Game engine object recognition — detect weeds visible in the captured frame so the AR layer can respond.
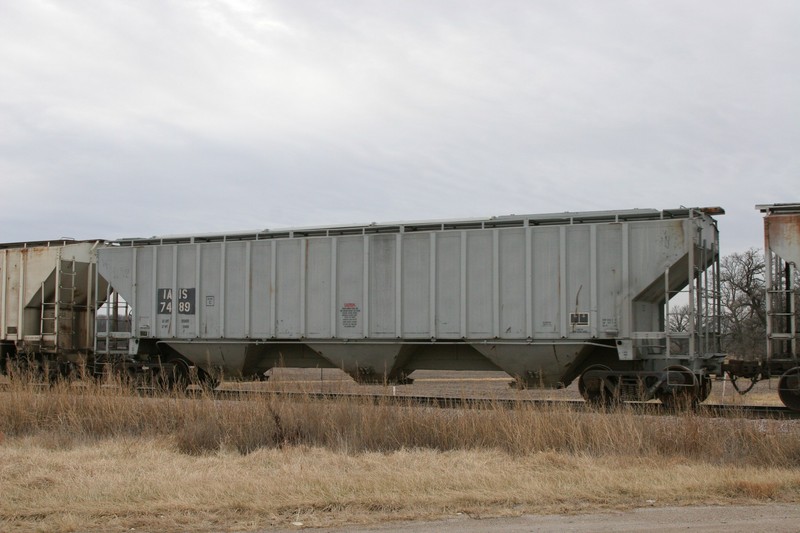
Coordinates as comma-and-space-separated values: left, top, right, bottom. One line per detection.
1, 377, 799, 467
2, 377, 800, 532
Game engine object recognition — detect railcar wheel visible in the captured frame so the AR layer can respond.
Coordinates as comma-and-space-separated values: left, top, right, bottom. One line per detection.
778, 367, 800, 411
658, 365, 699, 410
198, 368, 220, 391
9, 355, 44, 384
698, 375, 712, 402
578, 365, 616, 406
166, 359, 191, 393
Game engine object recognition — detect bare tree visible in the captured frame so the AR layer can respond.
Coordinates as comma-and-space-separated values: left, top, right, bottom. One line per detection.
667, 303, 691, 355
668, 304, 691, 332
718, 248, 766, 358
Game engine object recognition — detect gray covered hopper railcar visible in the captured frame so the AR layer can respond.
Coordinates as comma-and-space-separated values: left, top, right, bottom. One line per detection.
98, 207, 725, 404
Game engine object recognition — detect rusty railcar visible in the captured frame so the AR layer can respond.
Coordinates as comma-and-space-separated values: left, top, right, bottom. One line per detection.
724, 203, 800, 409
0, 240, 111, 377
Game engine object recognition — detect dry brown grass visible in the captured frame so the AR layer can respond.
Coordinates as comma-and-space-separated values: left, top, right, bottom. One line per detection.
3, 439, 800, 532
1, 377, 799, 532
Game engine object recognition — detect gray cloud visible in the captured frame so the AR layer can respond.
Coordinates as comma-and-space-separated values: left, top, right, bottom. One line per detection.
1, 1, 798, 253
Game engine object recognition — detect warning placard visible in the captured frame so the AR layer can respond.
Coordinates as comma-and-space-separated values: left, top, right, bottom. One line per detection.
340, 303, 360, 328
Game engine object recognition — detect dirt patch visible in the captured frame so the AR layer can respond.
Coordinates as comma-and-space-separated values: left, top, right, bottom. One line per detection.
297, 504, 800, 533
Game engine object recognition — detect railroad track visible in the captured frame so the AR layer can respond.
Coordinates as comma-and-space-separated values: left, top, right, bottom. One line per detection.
209, 388, 800, 420
3, 380, 797, 419
703, 403, 800, 419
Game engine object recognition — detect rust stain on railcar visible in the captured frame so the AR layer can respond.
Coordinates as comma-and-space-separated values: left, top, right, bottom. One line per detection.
766, 214, 800, 265
20, 245, 54, 261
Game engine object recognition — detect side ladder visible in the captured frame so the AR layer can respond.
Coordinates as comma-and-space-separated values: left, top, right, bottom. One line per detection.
93, 281, 131, 380
39, 256, 78, 354
765, 250, 798, 362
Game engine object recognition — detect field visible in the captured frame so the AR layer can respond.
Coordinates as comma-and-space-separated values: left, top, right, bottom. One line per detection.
1, 371, 799, 532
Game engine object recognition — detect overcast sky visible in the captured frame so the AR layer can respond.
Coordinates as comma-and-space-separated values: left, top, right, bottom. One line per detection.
1, 1, 797, 254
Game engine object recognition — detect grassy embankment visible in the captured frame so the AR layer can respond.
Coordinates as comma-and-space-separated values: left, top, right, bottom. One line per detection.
1, 375, 799, 532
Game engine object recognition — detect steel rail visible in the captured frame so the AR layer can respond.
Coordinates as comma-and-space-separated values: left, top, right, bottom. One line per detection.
2, 381, 797, 419
204, 388, 800, 420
